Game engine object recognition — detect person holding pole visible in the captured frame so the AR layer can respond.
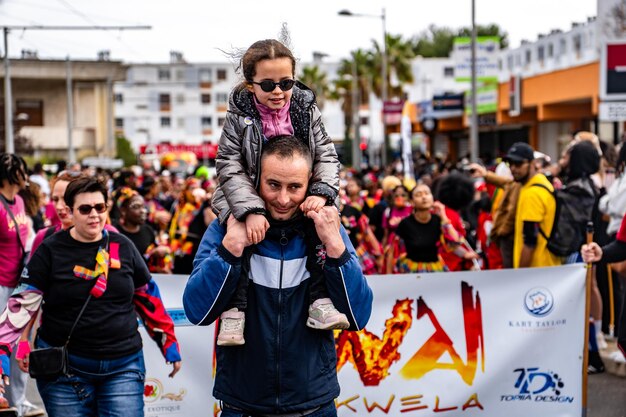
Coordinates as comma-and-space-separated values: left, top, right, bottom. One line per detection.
582, 213, 626, 362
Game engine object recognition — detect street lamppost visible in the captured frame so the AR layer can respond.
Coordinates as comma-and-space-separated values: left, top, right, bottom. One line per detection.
338, 8, 388, 167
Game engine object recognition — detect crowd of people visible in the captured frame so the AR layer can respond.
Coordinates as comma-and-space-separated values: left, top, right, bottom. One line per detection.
0, 36, 624, 417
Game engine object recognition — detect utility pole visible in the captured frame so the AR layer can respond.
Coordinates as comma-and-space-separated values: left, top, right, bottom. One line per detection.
3, 28, 13, 153
470, 0, 479, 162
106, 75, 113, 157
351, 58, 361, 171
1, 24, 150, 155
66, 57, 75, 163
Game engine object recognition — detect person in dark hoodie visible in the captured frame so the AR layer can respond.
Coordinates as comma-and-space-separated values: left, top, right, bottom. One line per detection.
561, 140, 606, 373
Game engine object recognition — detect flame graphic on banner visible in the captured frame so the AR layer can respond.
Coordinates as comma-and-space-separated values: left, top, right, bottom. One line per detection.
336, 282, 484, 386
400, 282, 484, 384
336, 299, 413, 386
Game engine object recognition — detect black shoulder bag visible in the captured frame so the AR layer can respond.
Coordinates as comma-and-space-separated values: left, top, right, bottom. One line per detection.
28, 293, 92, 379
0, 194, 26, 278
29, 232, 109, 379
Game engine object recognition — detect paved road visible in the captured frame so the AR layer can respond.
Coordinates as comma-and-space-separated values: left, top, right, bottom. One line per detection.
587, 371, 626, 417
26, 371, 625, 417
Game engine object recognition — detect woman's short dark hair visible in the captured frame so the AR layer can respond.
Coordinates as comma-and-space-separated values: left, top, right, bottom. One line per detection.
64, 177, 108, 209
434, 172, 475, 211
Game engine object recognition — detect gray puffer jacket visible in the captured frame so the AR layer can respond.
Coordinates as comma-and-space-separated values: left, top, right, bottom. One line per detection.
212, 81, 339, 223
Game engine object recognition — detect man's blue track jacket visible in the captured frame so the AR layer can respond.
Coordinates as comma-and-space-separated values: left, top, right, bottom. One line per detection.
183, 218, 373, 414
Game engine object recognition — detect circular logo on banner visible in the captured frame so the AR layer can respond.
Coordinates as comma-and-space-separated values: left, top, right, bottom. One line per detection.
524, 287, 554, 317
144, 378, 164, 403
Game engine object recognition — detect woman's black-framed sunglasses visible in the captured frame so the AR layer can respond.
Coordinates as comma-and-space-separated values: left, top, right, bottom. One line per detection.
75, 203, 108, 215
251, 79, 296, 93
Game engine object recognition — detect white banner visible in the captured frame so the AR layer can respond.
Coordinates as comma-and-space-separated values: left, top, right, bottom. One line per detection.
141, 264, 587, 417
139, 276, 216, 417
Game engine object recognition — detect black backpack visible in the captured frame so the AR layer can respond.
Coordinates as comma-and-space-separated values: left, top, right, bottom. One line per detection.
532, 178, 597, 257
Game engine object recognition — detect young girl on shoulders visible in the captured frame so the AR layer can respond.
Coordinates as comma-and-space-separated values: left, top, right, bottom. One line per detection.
212, 38, 347, 346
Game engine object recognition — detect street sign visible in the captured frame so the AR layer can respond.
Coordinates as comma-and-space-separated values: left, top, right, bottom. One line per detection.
432, 94, 464, 111
599, 101, 626, 122
452, 36, 500, 83
600, 42, 626, 101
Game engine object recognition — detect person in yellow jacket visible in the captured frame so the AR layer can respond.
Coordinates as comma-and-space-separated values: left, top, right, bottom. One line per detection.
504, 143, 562, 268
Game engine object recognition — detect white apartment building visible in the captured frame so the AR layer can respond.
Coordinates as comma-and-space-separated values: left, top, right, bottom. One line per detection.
113, 52, 236, 151
114, 52, 347, 152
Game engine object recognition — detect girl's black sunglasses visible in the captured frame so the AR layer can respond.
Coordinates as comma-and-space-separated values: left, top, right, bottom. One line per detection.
251, 79, 296, 93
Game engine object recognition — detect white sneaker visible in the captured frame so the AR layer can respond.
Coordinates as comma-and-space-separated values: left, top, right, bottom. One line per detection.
18, 400, 44, 417
608, 350, 626, 363
307, 298, 350, 330
217, 308, 245, 346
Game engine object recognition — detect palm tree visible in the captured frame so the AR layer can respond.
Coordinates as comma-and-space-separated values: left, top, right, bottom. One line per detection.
332, 49, 372, 142
299, 65, 331, 110
369, 33, 416, 100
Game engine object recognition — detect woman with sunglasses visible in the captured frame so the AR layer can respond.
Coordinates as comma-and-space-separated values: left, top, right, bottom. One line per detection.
0, 177, 182, 417
210, 39, 344, 345
30, 172, 119, 257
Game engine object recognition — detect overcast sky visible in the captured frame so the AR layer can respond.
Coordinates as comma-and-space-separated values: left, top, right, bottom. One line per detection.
0, 0, 598, 64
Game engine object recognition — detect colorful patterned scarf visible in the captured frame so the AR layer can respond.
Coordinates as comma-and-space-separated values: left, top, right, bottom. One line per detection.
72, 231, 111, 298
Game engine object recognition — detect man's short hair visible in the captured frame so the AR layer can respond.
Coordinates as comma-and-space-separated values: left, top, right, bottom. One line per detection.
261, 135, 312, 171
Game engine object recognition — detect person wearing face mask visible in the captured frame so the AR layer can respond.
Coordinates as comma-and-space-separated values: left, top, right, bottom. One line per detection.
381, 185, 412, 248
380, 185, 413, 274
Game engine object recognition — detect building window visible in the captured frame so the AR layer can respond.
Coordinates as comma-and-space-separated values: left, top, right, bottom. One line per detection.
573, 35, 582, 54
560, 38, 567, 55
160, 117, 171, 127
176, 93, 185, 104
538, 45, 545, 61
159, 93, 171, 111
16, 100, 43, 126
114, 93, 123, 104
548, 43, 554, 58
515, 54, 521, 67
507, 55, 513, 70
218, 117, 226, 127
177, 117, 185, 128
201, 116, 212, 127
443, 67, 454, 77
201, 93, 211, 104
115, 118, 124, 128
216, 93, 228, 104
217, 69, 227, 81
176, 69, 186, 81
359, 116, 368, 125
158, 68, 171, 81
525, 49, 531, 65
159, 93, 171, 104
136, 104, 148, 110
199, 69, 212, 82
